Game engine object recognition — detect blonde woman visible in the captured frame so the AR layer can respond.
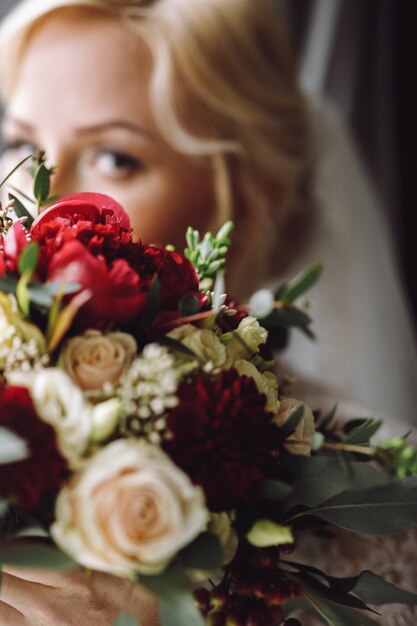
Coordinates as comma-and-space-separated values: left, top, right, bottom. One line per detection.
0, 1, 416, 624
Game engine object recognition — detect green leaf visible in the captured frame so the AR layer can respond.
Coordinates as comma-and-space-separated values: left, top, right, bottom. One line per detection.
0, 544, 77, 570
258, 479, 293, 502
0, 274, 18, 294
179, 532, 223, 571
18, 242, 39, 275
112, 613, 140, 626
140, 563, 205, 626
246, 519, 294, 547
8, 193, 34, 227
283, 456, 388, 511
142, 277, 160, 326
329, 570, 417, 606
281, 262, 323, 303
343, 419, 382, 445
179, 294, 201, 318
290, 475, 417, 535
33, 164, 51, 204
263, 307, 315, 339
154, 335, 196, 360
27, 280, 81, 308
16, 272, 32, 317
319, 403, 338, 430
276, 404, 304, 442
294, 571, 377, 613
300, 576, 379, 626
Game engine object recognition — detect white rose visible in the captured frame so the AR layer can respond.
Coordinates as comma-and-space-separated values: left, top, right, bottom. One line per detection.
222, 316, 268, 362
58, 330, 137, 392
275, 398, 315, 455
168, 324, 232, 371
51, 440, 209, 578
234, 360, 280, 414
31, 368, 92, 466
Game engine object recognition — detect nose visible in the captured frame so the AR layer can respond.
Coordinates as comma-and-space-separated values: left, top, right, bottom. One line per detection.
47, 152, 79, 199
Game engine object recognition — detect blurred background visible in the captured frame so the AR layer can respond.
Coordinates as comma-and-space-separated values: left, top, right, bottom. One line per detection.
0, 0, 415, 326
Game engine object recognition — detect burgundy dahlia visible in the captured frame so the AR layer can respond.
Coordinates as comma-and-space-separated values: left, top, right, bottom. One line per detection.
0, 386, 68, 512
163, 369, 279, 511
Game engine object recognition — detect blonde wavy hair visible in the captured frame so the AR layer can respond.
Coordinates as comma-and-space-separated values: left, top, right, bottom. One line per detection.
0, 0, 313, 297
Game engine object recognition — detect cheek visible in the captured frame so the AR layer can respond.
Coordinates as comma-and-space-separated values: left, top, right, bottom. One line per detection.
124, 166, 217, 248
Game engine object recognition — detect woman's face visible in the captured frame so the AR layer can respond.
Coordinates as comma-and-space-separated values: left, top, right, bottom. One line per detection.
1, 12, 216, 249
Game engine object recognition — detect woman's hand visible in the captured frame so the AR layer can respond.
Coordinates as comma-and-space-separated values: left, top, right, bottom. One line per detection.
0, 566, 160, 626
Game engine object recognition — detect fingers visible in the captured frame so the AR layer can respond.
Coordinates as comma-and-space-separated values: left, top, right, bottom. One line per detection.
0, 601, 25, 626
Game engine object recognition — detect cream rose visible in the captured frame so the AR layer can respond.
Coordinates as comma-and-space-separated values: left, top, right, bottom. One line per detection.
51, 440, 209, 578
168, 324, 232, 371
221, 316, 268, 361
58, 330, 137, 392
234, 359, 280, 414
275, 398, 315, 455
31, 368, 92, 466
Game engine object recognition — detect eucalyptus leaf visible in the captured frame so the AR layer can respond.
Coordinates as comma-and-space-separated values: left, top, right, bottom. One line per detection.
258, 479, 293, 502
18, 242, 39, 276
34, 164, 51, 204
27, 281, 74, 307
329, 570, 417, 606
140, 564, 205, 626
283, 456, 388, 511
295, 571, 376, 613
179, 532, 223, 571
112, 612, 140, 626
281, 262, 323, 303
343, 420, 382, 445
291, 475, 417, 535
0, 544, 77, 570
0, 274, 18, 294
8, 193, 34, 227
276, 404, 304, 442
154, 335, 196, 359
262, 307, 315, 339
0, 427, 29, 464
0, 499, 9, 517
142, 277, 160, 326
301, 576, 379, 626
179, 294, 201, 317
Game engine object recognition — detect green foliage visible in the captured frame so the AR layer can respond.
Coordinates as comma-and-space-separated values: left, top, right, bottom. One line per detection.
18, 242, 39, 276
8, 193, 34, 228
179, 532, 223, 570
376, 434, 417, 478
342, 419, 382, 445
283, 456, 388, 512
0, 543, 77, 570
184, 221, 233, 287
140, 564, 206, 626
289, 475, 417, 535
278, 262, 323, 303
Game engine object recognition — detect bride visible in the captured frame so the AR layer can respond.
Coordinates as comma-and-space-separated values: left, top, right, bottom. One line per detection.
0, 0, 416, 624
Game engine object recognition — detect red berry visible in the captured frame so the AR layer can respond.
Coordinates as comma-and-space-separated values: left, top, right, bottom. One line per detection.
211, 587, 229, 609
283, 618, 302, 626
207, 609, 227, 626
280, 543, 296, 555
194, 587, 210, 610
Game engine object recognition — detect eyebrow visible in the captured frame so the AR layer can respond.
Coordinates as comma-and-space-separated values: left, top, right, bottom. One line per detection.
2, 116, 155, 141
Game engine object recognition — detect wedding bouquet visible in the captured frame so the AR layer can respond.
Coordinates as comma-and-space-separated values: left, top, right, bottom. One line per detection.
1, 155, 417, 626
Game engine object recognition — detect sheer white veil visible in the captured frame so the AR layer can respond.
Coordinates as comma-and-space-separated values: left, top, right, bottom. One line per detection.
280, 97, 417, 425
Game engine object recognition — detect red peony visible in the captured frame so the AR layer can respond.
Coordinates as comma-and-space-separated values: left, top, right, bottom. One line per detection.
162, 369, 279, 511
0, 222, 29, 275
47, 239, 152, 328
28, 193, 200, 329
0, 386, 68, 512
31, 192, 132, 275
